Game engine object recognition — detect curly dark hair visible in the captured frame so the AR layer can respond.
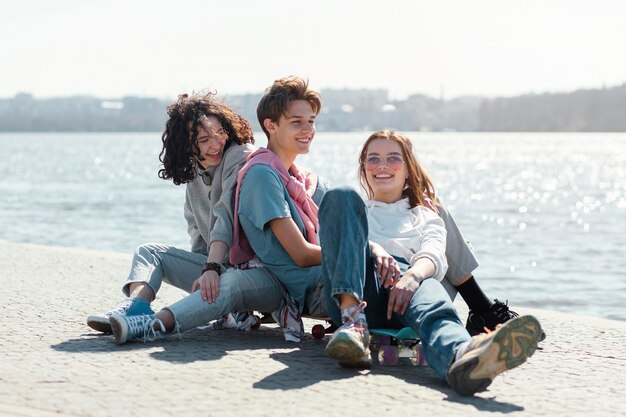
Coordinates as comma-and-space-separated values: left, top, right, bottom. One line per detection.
158, 92, 254, 185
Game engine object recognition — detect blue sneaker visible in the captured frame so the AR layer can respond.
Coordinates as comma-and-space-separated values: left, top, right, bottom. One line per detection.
87, 298, 154, 333
109, 313, 166, 345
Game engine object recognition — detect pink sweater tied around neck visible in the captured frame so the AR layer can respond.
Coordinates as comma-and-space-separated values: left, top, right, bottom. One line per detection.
229, 147, 319, 265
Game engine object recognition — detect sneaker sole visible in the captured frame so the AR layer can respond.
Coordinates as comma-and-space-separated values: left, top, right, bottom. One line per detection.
467, 319, 547, 343
109, 314, 130, 345
87, 316, 112, 333
337, 354, 372, 368
448, 315, 541, 396
325, 334, 371, 368
467, 325, 547, 342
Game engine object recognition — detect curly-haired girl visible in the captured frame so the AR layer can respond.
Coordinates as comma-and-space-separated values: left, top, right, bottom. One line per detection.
87, 92, 262, 332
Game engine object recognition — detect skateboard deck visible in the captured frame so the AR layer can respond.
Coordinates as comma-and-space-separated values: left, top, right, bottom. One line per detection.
370, 327, 418, 340
369, 327, 428, 366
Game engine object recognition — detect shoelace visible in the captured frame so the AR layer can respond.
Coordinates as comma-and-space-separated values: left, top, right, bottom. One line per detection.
127, 315, 166, 343
492, 299, 519, 320
341, 301, 368, 332
110, 299, 133, 315
472, 300, 519, 333
144, 317, 166, 342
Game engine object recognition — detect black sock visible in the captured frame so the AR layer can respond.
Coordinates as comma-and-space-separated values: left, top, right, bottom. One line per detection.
456, 276, 493, 313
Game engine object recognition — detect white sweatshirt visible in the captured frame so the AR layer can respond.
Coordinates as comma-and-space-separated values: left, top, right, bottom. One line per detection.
365, 197, 448, 281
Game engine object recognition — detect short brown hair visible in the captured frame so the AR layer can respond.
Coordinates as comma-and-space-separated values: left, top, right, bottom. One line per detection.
256, 76, 322, 138
358, 130, 438, 209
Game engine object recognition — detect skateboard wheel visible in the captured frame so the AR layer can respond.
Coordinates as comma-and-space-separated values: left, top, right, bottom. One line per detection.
311, 324, 326, 340
378, 346, 399, 366
409, 346, 420, 366
417, 346, 428, 367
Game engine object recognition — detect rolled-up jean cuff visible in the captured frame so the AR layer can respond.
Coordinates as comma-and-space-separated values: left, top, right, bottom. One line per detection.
330, 287, 362, 306
121, 280, 158, 298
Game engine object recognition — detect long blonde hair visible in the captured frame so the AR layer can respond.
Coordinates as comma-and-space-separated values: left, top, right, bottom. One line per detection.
358, 130, 438, 209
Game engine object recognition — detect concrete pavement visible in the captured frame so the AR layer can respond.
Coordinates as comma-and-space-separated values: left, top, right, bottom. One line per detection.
1, 240, 624, 416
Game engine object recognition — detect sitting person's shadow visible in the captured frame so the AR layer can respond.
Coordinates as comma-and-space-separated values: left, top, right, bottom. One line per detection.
52, 326, 523, 412
254, 335, 524, 413
148, 324, 288, 364
52, 322, 291, 362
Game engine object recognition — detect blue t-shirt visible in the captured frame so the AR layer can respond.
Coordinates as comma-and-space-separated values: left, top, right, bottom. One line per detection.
238, 164, 325, 311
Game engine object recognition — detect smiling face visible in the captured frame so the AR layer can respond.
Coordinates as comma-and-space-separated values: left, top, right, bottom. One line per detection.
264, 99, 316, 166
363, 138, 408, 203
194, 115, 228, 168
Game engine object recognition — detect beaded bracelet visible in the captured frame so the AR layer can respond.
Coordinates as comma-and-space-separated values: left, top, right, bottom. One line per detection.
202, 262, 222, 276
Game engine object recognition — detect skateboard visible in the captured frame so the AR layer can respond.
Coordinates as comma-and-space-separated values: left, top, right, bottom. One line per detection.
369, 327, 428, 366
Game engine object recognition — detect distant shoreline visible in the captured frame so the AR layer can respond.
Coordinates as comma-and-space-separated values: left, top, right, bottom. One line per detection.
2, 83, 626, 133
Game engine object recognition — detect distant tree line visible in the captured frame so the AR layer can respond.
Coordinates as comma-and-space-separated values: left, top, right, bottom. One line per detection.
1, 84, 624, 132
477, 84, 626, 131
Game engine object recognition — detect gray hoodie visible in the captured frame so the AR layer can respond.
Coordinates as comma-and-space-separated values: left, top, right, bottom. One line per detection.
183, 143, 255, 258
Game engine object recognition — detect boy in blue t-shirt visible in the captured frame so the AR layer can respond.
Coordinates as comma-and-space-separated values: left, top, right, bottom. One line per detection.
238, 164, 325, 312
234, 76, 327, 318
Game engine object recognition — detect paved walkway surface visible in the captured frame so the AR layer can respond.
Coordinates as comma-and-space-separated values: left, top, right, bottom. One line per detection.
1, 240, 625, 417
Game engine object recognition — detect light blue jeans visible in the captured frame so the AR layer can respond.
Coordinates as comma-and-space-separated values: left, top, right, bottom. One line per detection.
122, 243, 284, 333
318, 187, 472, 379
166, 266, 284, 333
122, 243, 207, 297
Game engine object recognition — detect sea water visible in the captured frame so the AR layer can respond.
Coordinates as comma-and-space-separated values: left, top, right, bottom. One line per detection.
1, 132, 624, 321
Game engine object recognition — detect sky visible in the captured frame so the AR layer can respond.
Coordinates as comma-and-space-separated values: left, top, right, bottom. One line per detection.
1, 0, 625, 100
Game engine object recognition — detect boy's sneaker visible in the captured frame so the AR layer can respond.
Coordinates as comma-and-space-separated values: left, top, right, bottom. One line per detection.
204, 312, 261, 331
466, 299, 546, 341
232, 311, 262, 331
448, 315, 542, 396
87, 298, 154, 333
109, 313, 166, 345
272, 296, 305, 343
324, 301, 371, 368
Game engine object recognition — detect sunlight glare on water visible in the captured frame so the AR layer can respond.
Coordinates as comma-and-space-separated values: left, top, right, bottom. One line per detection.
1, 132, 625, 321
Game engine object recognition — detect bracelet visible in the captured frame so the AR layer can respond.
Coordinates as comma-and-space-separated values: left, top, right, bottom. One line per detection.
202, 262, 222, 276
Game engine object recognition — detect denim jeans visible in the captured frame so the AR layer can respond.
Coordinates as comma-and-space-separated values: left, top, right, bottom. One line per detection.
122, 243, 284, 333
122, 243, 207, 297
318, 187, 471, 379
166, 267, 284, 333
